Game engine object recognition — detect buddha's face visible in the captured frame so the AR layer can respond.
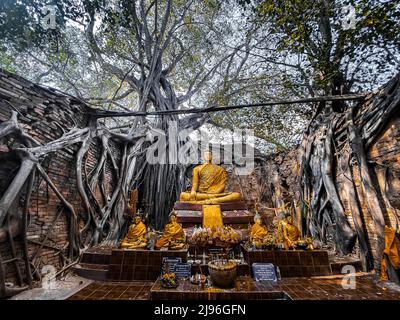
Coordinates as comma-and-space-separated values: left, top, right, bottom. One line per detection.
286, 216, 293, 224
204, 151, 213, 163
255, 217, 262, 225
134, 216, 142, 224
170, 214, 177, 223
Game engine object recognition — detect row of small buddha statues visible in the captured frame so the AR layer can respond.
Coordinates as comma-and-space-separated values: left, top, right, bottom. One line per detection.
248, 213, 315, 250
120, 211, 187, 250
121, 209, 313, 251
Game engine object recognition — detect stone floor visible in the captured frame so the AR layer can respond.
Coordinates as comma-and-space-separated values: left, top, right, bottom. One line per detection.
10, 274, 92, 300
67, 281, 153, 300
279, 274, 400, 300
66, 273, 400, 300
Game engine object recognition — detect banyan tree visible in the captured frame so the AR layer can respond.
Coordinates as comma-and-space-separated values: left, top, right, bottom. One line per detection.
0, 0, 399, 299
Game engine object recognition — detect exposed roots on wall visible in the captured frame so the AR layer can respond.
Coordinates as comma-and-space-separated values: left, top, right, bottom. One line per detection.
0, 108, 201, 297
299, 74, 400, 271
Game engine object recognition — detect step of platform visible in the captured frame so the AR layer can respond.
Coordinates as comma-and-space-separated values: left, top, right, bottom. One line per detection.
80, 250, 112, 265
72, 263, 109, 281
73, 246, 113, 281
330, 259, 363, 274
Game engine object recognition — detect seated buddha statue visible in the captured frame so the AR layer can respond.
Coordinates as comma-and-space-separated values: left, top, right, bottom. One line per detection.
179, 150, 241, 204
282, 215, 301, 250
120, 213, 148, 249
275, 212, 287, 244
155, 212, 186, 250
249, 214, 269, 248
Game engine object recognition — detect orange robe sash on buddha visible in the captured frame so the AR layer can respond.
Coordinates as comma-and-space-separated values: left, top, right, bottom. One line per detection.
198, 164, 228, 194
125, 222, 147, 240
155, 222, 185, 249
250, 224, 268, 241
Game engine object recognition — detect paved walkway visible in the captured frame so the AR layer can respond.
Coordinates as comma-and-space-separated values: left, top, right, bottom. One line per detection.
279, 274, 400, 300
67, 281, 152, 300
10, 274, 92, 300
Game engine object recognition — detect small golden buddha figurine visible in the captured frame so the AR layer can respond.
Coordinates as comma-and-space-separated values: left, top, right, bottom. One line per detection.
275, 213, 287, 244
155, 212, 186, 250
120, 212, 148, 249
127, 189, 138, 216
282, 215, 301, 250
179, 151, 241, 204
249, 214, 269, 248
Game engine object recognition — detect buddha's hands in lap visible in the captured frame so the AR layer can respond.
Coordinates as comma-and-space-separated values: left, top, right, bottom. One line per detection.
190, 191, 197, 201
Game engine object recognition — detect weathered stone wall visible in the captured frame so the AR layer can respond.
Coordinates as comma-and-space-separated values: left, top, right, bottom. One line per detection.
226, 148, 299, 230
0, 70, 120, 284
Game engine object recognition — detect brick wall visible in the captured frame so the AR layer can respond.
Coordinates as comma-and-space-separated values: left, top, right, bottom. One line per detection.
225, 148, 300, 228
0, 69, 120, 284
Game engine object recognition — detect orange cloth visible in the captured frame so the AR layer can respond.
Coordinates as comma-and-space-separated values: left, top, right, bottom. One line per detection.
381, 225, 400, 280
120, 221, 147, 248
179, 162, 241, 204
202, 205, 223, 229
275, 220, 286, 243
155, 221, 185, 249
283, 222, 301, 250
249, 223, 268, 243
197, 164, 228, 193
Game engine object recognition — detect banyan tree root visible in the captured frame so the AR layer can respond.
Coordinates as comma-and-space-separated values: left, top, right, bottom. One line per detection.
0, 103, 203, 296
347, 107, 386, 269
299, 74, 400, 271
0, 215, 29, 299
320, 119, 357, 253
300, 104, 356, 255
342, 160, 374, 271
0, 252, 28, 298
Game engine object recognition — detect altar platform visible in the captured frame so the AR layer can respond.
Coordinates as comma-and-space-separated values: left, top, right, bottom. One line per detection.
150, 276, 290, 300
73, 247, 188, 281
72, 245, 362, 282
241, 245, 333, 277
108, 249, 188, 281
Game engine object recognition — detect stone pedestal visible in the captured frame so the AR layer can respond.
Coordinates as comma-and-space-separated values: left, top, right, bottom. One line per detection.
174, 201, 253, 241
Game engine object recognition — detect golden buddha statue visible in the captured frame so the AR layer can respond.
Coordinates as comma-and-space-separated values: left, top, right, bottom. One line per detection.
155, 212, 186, 250
179, 150, 241, 204
282, 215, 301, 250
120, 213, 148, 249
249, 214, 269, 248
275, 214, 287, 244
